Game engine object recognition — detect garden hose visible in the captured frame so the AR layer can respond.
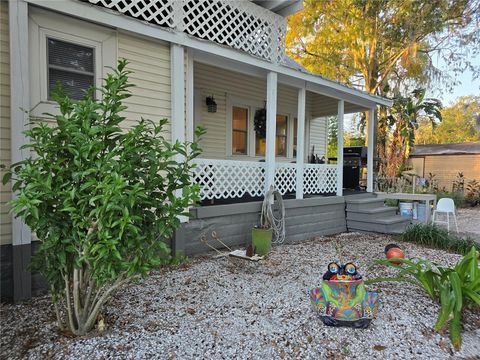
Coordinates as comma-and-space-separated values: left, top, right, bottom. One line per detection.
261, 186, 286, 244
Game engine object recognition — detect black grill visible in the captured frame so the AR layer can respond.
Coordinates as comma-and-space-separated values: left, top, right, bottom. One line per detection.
343, 146, 367, 190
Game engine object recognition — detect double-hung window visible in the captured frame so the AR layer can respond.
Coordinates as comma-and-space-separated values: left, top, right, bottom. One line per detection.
255, 114, 288, 157
232, 106, 249, 155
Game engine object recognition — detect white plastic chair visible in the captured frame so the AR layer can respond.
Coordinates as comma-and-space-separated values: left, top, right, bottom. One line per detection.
432, 198, 458, 233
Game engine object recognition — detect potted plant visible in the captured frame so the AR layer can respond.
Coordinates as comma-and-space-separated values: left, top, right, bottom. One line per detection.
252, 201, 273, 256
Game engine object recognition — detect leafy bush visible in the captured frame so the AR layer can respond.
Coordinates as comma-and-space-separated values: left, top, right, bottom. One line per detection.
2, 60, 204, 335
465, 179, 480, 206
367, 247, 480, 350
401, 223, 479, 254
435, 191, 466, 207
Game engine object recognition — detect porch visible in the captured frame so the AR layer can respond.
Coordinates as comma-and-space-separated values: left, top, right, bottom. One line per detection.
186, 59, 380, 205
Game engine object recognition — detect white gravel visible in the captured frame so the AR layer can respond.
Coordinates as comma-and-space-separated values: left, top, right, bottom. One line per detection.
456, 207, 480, 242
1, 232, 479, 360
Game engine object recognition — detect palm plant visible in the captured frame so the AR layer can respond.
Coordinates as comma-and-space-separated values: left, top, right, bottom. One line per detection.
384, 88, 442, 176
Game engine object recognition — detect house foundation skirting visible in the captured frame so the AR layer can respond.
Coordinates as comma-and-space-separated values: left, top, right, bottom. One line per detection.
174, 196, 347, 256
1, 197, 347, 302
1, 242, 47, 302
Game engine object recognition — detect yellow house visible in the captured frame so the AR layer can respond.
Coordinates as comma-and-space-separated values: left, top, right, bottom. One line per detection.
0, 0, 392, 301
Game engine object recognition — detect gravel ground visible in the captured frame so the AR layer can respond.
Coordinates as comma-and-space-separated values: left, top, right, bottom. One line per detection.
1, 232, 480, 360
456, 207, 480, 242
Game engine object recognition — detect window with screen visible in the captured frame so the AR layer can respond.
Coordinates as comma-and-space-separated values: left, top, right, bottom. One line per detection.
232, 106, 248, 155
255, 114, 288, 157
276, 115, 288, 157
47, 38, 95, 100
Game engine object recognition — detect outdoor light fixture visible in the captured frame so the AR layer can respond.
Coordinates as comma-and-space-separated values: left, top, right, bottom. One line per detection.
206, 96, 217, 113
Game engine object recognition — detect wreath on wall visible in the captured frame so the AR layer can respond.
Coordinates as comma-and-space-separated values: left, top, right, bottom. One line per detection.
254, 103, 267, 138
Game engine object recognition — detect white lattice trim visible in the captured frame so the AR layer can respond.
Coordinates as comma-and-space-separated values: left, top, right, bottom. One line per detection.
303, 164, 338, 195
275, 163, 296, 195
193, 158, 265, 200
82, 0, 286, 63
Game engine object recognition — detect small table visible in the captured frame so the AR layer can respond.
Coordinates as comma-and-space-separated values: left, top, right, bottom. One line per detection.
375, 192, 437, 223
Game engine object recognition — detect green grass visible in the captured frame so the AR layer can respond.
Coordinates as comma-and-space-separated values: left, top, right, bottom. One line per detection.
401, 223, 479, 255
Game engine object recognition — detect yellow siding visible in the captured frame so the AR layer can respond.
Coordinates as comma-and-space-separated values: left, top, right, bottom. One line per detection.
409, 154, 480, 191
194, 62, 327, 159
0, 2, 11, 245
118, 32, 171, 139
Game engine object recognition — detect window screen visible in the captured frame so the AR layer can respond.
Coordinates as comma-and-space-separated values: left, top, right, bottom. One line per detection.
276, 115, 288, 157
255, 114, 288, 157
232, 106, 248, 155
47, 38, 95, 100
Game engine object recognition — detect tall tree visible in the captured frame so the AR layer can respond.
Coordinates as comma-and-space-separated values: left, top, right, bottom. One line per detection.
287, 0, 480, 143
384, 89, 442, 176
415, 96, 480, 144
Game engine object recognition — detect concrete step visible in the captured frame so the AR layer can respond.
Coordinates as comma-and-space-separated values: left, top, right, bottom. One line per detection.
347, 215, 411, 235
345, 197, 386, 211
346, 206, 398, 221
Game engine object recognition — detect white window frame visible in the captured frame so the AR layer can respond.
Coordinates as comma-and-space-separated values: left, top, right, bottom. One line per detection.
29, 7, 117, 117
226, 95, 302, 160
231, 105, 250, 156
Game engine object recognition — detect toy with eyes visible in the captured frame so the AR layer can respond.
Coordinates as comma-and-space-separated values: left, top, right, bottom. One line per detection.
322, 262, 362, 281
309, 262, 378, 328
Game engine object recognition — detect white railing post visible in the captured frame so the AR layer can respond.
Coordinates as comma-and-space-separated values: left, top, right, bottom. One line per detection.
336, 100, 344, 196
367, 106, 376, 192
265, 71, 278, 192
295, 87, 306, 199
171, 44, 185, 202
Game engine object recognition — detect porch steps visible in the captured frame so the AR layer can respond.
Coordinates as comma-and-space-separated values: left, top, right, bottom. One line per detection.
345, 195, 411, 235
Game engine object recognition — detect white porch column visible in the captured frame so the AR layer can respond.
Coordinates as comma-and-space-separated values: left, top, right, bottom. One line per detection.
265, 72, 278, 192
171, 43, 185, 146
366, 106, 376, 192
10, 0, 32, 301
295, 87, 306, 199
170, 44, 185, 203
186, 49, 194, 143
336, 100, 344, 196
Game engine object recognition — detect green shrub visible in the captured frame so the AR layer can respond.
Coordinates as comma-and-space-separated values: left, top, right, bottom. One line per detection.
435, 191, 466, 207
401, 223, 479, 254
367, 247, 480, 350
2, 60, 204, 335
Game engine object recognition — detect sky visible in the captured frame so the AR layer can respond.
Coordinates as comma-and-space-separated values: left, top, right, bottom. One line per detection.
343, 52, 480, 135
427, 52, 480, 106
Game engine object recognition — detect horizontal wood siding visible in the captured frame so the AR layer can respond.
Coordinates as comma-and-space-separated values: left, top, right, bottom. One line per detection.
410, 154, 480, 191
175, 197, 346, 255
118, 32, 171, 140
309, 117, 327, 157
0, 2, 11, 245
194, 62, 315, 159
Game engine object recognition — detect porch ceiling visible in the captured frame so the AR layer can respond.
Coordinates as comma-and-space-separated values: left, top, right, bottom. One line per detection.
251, 0, 303, 16
308, 92, 370, 117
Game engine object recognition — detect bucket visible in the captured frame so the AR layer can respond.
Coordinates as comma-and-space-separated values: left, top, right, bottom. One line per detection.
416, 203, 427, 222
252, 227, 272, 256
399, 202, 413, 217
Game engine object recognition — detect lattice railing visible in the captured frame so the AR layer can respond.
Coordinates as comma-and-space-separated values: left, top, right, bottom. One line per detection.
82, 0, 287, 63
193, 159, 265, 200
303, 164, 338, 195
275, 163, 296, 195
